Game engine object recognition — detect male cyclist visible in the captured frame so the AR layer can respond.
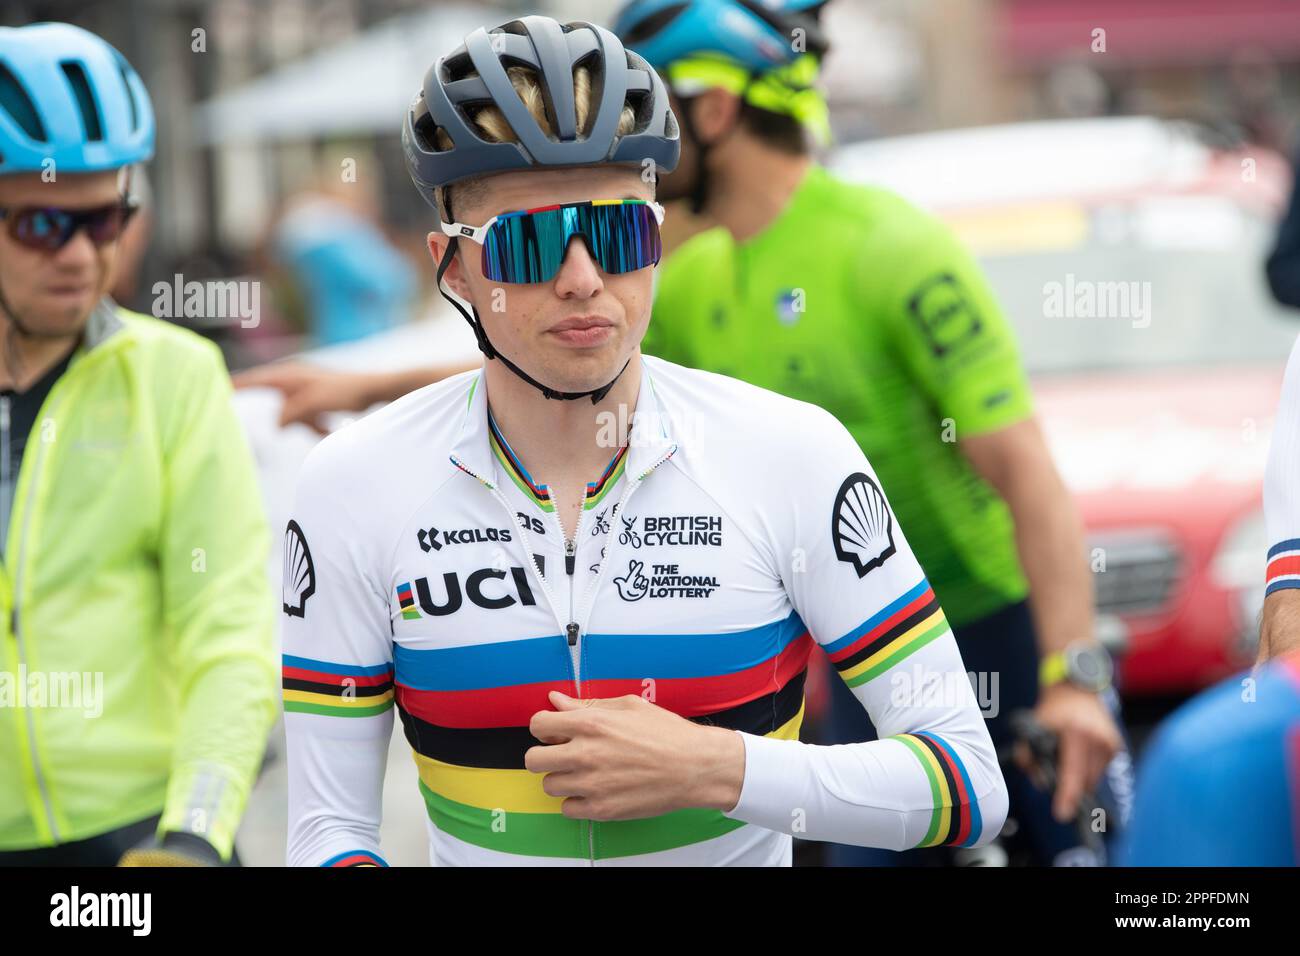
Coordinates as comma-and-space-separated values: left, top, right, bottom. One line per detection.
282, 15, 1006, 867
615, 0, 1129, 866
0, 23, 276, 866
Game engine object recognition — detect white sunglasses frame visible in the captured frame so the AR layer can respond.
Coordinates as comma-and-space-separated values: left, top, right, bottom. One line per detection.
439, 199, 666, 245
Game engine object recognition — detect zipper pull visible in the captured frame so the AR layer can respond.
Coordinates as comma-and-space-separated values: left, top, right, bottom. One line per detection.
566, 622, 579, 646
565, 538, 576, 576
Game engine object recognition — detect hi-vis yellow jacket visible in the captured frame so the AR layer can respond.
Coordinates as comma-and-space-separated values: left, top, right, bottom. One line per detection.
0, 299, 276, 859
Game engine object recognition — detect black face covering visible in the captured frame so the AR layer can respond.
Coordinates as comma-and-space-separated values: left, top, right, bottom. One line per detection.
434, 238, 629, 404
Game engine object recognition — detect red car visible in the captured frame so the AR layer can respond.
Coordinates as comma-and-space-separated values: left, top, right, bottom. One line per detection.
833, 117, 1295, 696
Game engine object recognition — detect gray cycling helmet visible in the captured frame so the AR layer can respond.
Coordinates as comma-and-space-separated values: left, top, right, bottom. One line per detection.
402, 15, 680, 212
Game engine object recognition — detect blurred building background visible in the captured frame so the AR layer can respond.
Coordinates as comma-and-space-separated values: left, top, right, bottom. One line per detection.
3, 0, 1298, 359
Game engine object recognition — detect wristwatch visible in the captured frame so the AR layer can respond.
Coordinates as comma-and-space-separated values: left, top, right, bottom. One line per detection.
1040, 641, 1113, 693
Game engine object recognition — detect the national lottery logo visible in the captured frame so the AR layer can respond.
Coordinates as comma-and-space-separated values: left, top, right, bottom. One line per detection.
613, 559, 719, 601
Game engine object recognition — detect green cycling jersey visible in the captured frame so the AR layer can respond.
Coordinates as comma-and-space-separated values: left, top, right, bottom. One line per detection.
644, 163, 1032, 627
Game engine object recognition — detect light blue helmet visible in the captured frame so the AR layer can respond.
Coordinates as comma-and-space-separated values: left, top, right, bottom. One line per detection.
612, 0, 829, 72
0, 22, 155, 176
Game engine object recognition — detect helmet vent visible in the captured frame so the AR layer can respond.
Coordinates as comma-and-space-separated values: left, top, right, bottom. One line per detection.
116, 57, 139, 132
0, 60, 46, 142
622, 4, 688, 46
59, 61, 104, 142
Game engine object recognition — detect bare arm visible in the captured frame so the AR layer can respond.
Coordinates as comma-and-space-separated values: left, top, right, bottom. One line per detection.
233, 360, 476, 432
960, 416, 1094, 656
961, 416, 1120, 821
1259, 589, 1300, 662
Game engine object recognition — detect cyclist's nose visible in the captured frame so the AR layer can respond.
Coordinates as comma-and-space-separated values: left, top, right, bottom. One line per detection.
553, 234, 603, 298
52, 226, 101, 267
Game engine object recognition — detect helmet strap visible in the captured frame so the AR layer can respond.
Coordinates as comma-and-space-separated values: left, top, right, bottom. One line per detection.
434, 239, 628, 404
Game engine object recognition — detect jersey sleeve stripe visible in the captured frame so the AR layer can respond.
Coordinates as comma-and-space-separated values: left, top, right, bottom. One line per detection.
821, 578, 931, 656
894, 731, 980, 847
282, 655, 395, 717
833, 603, 951, 688
1266, 548, 1300, 593
321, 849, 388, 867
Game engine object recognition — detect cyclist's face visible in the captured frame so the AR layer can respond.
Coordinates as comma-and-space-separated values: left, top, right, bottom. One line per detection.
429, 166, 657, 396
0, 170, 122, 335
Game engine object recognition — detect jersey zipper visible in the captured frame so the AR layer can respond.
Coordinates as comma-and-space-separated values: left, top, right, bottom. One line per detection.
451, 439, 678, 865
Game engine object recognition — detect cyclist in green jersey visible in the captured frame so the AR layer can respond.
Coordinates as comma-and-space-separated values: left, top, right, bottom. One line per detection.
0, 23, 276, 866
615, 0, 1131, 866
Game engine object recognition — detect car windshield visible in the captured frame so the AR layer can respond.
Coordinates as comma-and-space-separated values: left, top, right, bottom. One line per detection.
957, 196, 1299, 375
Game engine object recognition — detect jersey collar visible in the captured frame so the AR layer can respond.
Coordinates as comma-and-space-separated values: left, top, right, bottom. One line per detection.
448, 357, 678, 492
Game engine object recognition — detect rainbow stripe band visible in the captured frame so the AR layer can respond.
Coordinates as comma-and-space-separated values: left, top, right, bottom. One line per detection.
894, 730, 983, 848
487, 407, 627, 512
1267, 539, 1300, 595
414, 704, 803, 860
381, 611, 812, 859
282, 654, 395, 718
823, 579, 951, 687
321, 849, 388, 867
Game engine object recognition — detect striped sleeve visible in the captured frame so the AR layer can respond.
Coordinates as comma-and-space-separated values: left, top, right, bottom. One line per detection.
282, 435, 395, 867
1265, 334, 1300, 595
722, 406, 1008, 850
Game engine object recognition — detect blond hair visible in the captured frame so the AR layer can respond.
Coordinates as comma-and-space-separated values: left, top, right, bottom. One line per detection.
436, 65, 637, 220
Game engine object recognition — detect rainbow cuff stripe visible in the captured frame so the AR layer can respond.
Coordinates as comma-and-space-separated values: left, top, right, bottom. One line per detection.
391, 611, 813, 860
822, 579, 950, 687
282, 654, 395, 718
894, 731, 983, 847
487, 407, 627, 512
1267, 539, 1300, 595
321, 849, 388, 867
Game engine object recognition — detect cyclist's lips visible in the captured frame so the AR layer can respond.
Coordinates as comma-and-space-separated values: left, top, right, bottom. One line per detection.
44, 283, 95, 301
547, 315, 615, 347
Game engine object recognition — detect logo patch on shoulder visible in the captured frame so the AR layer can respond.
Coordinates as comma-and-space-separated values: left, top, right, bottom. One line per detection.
906, 272, 983, 359
283, 520, 317, 617
831, 473, 896, 577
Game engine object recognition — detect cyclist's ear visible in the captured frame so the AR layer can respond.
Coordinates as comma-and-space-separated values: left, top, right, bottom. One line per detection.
428, 231, 472, 300
689, 88, 744, 146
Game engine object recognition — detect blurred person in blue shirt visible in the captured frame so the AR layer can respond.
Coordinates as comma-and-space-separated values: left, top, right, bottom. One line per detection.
271, 176, 416, 346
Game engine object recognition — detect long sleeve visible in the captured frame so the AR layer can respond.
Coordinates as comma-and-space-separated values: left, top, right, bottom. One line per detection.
723, 405, 1008, 849
1265, 332, 1300, 593
281, 433, 395, 867
157, 339, 278, 860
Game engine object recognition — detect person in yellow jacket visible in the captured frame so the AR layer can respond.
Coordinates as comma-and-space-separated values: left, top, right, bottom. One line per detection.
0, 22, 276, 866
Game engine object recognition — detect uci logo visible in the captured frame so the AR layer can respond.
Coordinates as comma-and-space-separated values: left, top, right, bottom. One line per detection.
409, 567, 536, 616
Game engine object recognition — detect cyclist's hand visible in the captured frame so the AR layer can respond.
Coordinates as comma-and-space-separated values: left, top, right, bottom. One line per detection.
1033, 684, 1122, 822
525, 691, 745, 820
233, 362, 375, 434
117, 830, 223, 867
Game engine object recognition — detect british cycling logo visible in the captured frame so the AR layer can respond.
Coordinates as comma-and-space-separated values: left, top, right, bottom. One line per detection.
283, 520, 316, 617
614, 513, 724, 549
832, 473, 896, 577
614, 558, 719, 600
418, 525, 514, 552
396, 567, 539, 617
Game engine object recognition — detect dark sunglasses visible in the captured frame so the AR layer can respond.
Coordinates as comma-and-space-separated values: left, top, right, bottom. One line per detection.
440, 198, 665, 284
0, 201, 138, 253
